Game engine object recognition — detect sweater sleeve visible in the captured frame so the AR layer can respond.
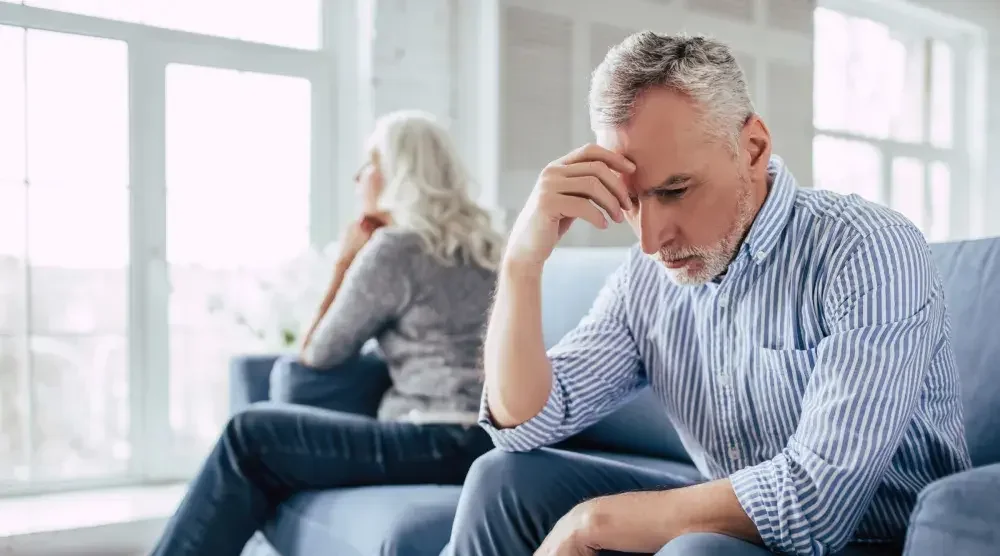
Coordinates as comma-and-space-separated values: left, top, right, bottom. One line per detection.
301, 230, 412, 368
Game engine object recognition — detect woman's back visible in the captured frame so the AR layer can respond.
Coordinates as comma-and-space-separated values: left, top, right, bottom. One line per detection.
371, 228, 496, 422
303, 227, 497, 423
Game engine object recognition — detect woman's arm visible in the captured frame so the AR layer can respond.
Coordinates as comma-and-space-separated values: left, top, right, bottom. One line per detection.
300, 258, 352, 352
300, 213, 392, 354
299, 230, 411, 368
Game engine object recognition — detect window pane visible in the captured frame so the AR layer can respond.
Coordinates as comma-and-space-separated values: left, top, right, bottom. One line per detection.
0, 25, 26, 183
25, 29, 128, 186
929, 162, 951, 241
27, 185, 128, 334
891, 157, 926, 230
813, 8, 924, 142
813, 135, 883, 203
931, 41, 954, 148
0, 336, 29, 482
25, 0, 141, 22
142, 0, 320, 49
165, 65, 311, 455
0, 184, 27, 334
28, 185, 128, 334
30, 334, 129, 480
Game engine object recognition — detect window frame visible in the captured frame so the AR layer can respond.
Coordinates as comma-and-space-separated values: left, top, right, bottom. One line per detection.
814, 0, 988, 241
0, 0, 361, 496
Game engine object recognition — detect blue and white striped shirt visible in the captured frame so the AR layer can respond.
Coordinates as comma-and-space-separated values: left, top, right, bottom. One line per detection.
480, 156, 971, 555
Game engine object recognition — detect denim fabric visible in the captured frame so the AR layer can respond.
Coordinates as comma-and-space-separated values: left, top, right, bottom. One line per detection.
150, 403, 493, 555
445, 449, 901, 556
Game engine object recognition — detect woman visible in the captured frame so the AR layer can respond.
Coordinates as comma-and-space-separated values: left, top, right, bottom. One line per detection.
151, 110, 504, 555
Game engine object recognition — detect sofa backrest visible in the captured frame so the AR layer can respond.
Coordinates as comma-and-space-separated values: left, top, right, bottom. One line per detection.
928, 237, 1000, 466
541, 247, 691, 463
543, 237, 1000, 467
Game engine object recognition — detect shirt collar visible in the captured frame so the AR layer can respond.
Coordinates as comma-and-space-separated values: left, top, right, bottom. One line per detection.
740, 154, 798, 266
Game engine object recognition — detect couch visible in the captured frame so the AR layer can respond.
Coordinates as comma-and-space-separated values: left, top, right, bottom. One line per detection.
231, 238, 1000, 556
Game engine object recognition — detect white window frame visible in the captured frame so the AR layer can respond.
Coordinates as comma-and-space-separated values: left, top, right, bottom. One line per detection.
815, 0, 988, 241
0, 0, 364, 496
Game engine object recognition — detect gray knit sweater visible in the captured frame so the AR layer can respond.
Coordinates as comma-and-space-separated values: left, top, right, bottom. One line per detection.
302, 228, 497, 423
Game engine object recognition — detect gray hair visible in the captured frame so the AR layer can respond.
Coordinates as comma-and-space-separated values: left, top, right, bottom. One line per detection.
368, 110, 505, 271
589, 32, 754, 151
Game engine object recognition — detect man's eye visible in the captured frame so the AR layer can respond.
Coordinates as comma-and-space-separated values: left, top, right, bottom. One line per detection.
657, 188, 687, 199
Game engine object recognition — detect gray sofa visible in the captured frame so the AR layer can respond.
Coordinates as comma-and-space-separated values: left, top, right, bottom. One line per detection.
231, 238, 1000, 555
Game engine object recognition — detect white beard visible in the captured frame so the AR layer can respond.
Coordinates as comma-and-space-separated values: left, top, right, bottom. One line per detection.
648, 177, 755, 286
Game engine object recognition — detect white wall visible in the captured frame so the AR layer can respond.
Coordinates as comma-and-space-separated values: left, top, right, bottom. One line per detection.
363, 0, 998, 243
364, 0, 815, 246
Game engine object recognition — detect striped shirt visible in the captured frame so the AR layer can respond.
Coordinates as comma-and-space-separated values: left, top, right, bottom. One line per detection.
479, 155, 971, 555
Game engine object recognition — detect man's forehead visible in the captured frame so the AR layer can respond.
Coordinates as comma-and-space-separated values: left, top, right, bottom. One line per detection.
594, 127, 629, 153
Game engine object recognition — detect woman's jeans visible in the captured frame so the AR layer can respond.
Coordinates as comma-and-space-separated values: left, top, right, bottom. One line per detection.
150, 354, 493, 556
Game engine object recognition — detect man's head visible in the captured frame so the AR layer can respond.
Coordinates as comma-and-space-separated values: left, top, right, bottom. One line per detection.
590, 32, 773, 285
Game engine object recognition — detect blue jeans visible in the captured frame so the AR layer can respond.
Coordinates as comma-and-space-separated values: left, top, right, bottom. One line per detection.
444, 449, 901, 556
151, 353, 493, 556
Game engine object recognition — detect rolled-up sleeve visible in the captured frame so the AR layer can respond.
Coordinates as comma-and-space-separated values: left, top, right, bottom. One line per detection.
730, 224, 943, 555
479, 255, 646, 452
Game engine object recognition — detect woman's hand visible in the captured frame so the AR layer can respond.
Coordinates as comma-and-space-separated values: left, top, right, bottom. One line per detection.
336, 211, 392, 266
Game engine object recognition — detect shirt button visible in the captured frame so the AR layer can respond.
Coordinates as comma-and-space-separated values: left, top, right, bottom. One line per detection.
718, 295, 729, 307
728, 446, 740, 461
755, 250, 766, 261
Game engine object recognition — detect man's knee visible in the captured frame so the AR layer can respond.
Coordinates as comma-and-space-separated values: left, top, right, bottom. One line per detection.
461, 448, 566, 504
655, 533, 769, 556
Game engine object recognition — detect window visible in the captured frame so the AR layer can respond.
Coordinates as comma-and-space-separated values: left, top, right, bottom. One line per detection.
3, 0, 321, 49
0, 3, 333, 495
812, 4, 979, 242
0, 26, 130, 485
165, 64, 311, 457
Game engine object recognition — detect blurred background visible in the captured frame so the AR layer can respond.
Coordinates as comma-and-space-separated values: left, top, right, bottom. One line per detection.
0, 0, 996, 553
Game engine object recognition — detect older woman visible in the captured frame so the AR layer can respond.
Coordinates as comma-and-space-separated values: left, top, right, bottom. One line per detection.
151, 111, 504, 555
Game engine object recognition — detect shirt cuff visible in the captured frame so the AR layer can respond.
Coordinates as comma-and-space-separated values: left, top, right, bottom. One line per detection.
477, 379, 566, 452
730, 458, 783, 552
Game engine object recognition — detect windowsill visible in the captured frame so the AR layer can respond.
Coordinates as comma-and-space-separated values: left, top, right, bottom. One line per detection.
0, 483, 186, 555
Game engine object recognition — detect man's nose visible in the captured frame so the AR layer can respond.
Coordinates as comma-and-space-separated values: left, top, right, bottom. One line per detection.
636, 202, 671, 256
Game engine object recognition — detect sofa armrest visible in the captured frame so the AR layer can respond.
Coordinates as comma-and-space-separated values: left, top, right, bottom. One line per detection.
904, 462, 1000, 555
229, 354, 282, 415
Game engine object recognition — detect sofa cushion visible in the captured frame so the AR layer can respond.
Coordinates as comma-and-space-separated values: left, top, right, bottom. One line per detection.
540, 248, 631, 348
904, 462, 1000, 555
928, 238, 1000, 466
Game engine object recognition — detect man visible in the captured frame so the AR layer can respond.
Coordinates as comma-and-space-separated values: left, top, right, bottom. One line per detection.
445, 32, 971, 556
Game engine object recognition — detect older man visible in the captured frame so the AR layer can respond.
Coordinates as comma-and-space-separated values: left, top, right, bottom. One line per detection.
445, 32, 970, 556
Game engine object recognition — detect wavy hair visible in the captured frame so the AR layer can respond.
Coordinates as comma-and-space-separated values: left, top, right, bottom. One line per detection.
368, 110, 504, 271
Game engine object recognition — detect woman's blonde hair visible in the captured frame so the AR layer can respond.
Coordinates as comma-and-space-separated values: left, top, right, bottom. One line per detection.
368, 110, 504, 271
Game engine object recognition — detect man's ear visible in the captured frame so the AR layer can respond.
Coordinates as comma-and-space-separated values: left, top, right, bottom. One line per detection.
743, 115, 771, 173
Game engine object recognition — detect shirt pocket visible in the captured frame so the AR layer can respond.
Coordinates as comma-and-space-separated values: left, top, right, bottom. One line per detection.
749, 346, 817, 442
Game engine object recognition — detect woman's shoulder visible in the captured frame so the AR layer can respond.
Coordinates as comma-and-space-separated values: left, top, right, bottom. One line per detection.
369, 227, 497, 276
363, 227, 424, 259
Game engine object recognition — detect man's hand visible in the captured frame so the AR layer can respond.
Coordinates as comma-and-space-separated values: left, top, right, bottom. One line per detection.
535, 502, 602, 556
505, 144, 635, 270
